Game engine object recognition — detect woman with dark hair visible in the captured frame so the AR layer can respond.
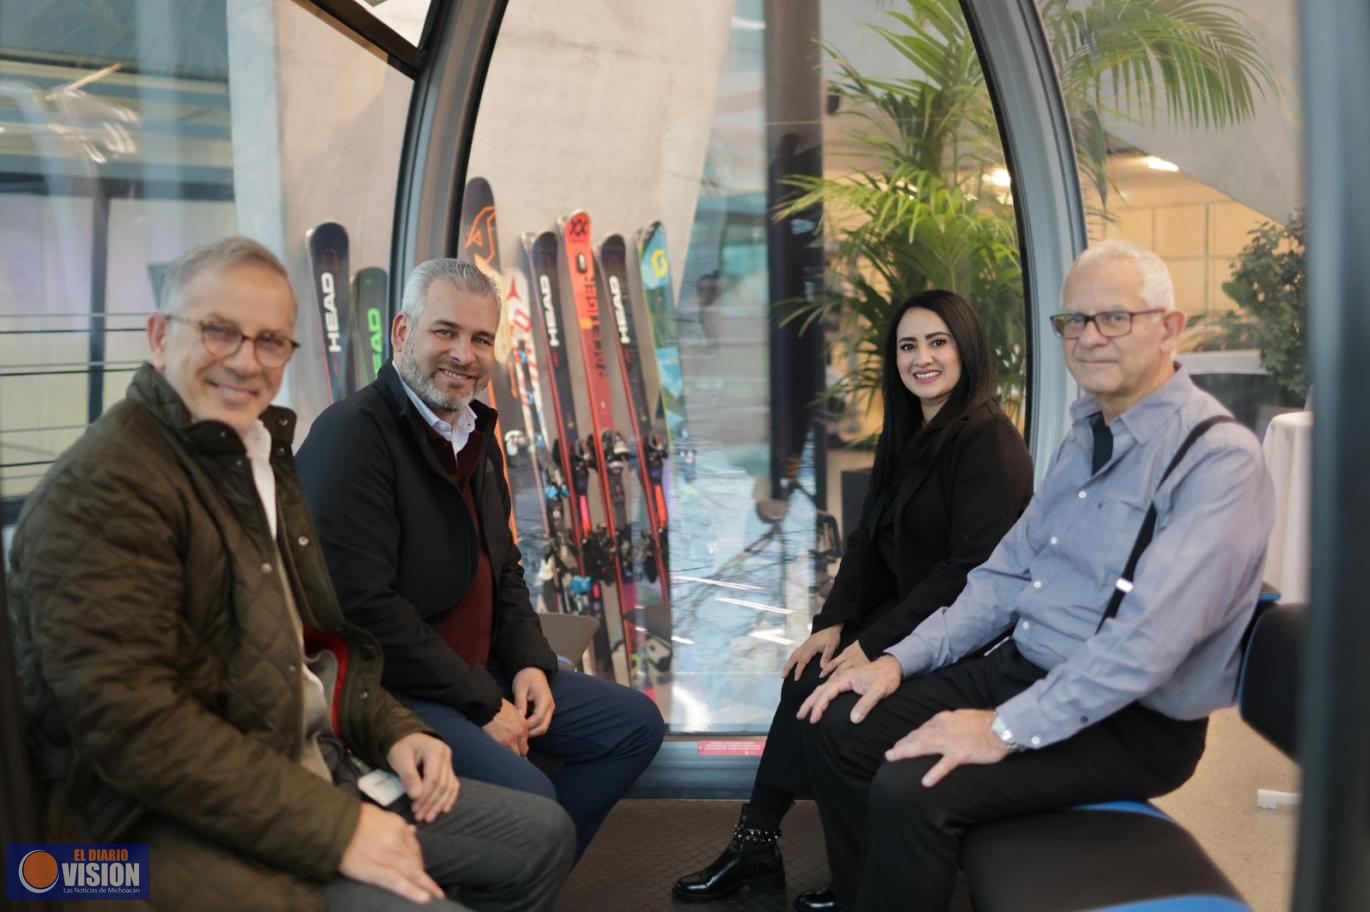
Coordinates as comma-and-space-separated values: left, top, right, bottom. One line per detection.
672, 290, 1033, 910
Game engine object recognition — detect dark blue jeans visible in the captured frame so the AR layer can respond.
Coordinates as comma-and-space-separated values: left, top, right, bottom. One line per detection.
400, 670, 664, 859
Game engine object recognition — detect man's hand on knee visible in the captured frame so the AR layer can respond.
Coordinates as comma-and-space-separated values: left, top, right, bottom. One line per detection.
387, 732, 461, 823
884, 709, 1010, 787
513, 667, 556, 737
798, 655, 902, 724
483, 698, 532, 756
339, 802, 446, 904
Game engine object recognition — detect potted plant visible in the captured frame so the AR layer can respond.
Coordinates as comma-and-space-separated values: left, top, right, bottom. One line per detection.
1221, 211, 1308, 406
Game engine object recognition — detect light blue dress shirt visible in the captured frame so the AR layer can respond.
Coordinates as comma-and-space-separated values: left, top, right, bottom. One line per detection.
396, 370, 478, 456
885, 368, 1275, 748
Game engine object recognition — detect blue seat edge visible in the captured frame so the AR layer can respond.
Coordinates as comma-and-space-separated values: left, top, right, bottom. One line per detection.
1073, 801, 1174, 823
1093, 894, 1254, 912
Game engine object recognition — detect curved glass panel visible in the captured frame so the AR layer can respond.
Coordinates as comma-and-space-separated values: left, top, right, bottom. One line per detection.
1035, 0, 1305, 433
465, 0, 1026, 732
0, 0, 413, 527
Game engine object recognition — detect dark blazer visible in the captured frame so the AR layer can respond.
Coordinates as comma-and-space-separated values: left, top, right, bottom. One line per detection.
296, 363, 557, 726
813, 400, 1034, 657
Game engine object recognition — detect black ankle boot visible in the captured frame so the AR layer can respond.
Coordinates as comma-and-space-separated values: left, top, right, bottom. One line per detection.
794, 885, 837, 910
672, 806, 785, 902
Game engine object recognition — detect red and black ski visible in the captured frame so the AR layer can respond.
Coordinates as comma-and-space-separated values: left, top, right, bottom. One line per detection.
305, 222, 352, 402
525, 230, 617, 679
561, 211, 648, 693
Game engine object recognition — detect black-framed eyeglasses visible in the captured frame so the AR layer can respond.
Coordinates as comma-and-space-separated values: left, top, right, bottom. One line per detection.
1049, 308, 1167, 339
167, 315, 301, 367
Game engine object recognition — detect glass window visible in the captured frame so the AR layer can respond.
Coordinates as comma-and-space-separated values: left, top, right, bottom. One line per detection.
1037, 0, 1305, 434
1, 0, 414, 528
466, 0, 1026, 731
349, 0, 437, 47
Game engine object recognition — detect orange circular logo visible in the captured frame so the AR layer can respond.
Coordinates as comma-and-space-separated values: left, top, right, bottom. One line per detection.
19, 850, 59, 893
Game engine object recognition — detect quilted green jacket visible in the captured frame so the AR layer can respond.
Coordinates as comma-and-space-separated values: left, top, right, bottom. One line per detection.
7, 364, 431, 911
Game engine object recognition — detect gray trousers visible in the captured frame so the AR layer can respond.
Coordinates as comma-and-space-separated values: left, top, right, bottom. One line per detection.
324, 779, 575, 912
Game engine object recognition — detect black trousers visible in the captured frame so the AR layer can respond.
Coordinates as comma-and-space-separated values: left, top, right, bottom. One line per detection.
800, 644, 1208, 911
752, 648, 831, 801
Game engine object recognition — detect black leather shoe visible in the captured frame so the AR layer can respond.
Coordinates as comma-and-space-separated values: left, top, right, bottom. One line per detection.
672, 807, 785, 902
794, 886, 837, 911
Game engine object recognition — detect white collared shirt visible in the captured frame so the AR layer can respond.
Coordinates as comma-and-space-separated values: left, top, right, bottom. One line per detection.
396, 369, 478, 457
241, 419, 277, 536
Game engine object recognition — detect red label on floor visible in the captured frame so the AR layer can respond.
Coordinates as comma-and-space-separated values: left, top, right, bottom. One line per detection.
696, 740, 766, 757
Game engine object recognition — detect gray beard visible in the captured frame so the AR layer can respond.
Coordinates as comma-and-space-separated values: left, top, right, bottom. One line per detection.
398, 341, 475, 415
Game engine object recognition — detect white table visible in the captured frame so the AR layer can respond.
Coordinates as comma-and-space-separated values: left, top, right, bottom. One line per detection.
1262, 411, 1313, 605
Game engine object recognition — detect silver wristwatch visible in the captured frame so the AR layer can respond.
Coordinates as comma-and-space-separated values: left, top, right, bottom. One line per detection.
990, 713, 1026, 753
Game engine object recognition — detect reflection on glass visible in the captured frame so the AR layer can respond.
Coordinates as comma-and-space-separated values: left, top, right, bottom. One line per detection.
0, 0, 414, 529
466, 0, 1024, 732
1035, 0, 1303, 433
350, 0, 436, 46
0, 1, 235, 512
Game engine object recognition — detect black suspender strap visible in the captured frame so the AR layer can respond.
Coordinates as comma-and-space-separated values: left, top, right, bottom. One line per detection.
1095, 415, 1238, 633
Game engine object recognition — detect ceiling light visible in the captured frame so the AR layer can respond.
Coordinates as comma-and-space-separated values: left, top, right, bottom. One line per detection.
1145, 156, 1179, 172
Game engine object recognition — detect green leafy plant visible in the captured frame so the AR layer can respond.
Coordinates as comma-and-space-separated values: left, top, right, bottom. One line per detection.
1221, 212, 1307, 403
786, 0, 1276, 426
1042, 0, 1276, 213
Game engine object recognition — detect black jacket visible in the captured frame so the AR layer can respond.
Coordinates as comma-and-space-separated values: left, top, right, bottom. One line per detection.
297, 363, 557, 726
813, 400, 1034, 657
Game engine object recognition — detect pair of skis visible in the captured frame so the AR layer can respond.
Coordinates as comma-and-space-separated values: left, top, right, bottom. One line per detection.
635, 222, 696, 480
305, 222, 389, 401
523, 230, 621, 680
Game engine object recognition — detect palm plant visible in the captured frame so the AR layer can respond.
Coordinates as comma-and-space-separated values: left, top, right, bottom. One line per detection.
1042, 0, 1276, 212
785, 0, 1276, 428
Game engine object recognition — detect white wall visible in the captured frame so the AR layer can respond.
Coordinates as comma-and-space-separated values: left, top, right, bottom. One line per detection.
465, 0, 735, 294
228, 0, 413, 434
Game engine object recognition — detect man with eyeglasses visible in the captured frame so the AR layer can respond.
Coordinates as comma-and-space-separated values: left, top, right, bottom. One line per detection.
793, 239, 1274, 912
7, 236, 573, 912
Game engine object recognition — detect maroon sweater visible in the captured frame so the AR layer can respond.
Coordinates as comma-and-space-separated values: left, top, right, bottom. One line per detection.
422, 424, 495, 668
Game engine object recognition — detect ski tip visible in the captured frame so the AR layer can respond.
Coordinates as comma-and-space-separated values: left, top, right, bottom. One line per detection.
638, 221, 665, 245
562, 212, 594, 253
306, 221, 348, 241
559, 210, 591, 231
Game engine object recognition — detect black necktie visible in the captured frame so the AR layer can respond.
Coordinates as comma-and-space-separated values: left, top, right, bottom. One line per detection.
1091, 413, 1113, 475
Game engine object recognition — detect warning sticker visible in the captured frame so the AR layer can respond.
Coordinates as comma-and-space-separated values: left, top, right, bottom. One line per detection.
696, 740, 766, 757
